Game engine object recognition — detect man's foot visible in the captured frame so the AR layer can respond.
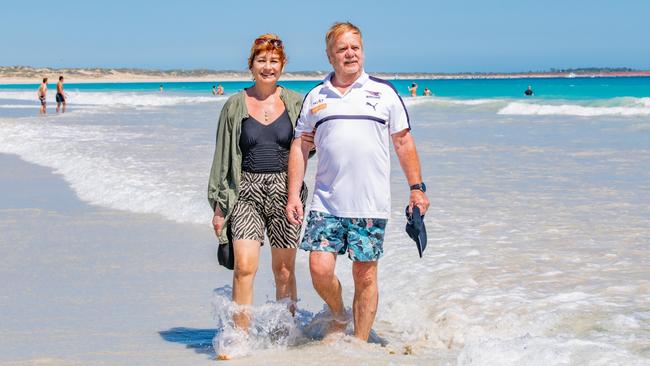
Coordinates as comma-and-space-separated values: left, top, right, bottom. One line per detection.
217, 353, 231, 361
323, 312, 349, 342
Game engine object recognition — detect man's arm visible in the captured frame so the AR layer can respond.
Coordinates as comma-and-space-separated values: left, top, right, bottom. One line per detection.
285, 135, 311, 225
392, 129, 430, 214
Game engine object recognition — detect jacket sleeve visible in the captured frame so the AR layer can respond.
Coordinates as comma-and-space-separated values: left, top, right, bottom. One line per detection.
207, 101, 232, 213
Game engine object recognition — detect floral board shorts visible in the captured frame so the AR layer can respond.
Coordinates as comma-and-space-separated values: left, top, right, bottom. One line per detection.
299, 211, 387, 261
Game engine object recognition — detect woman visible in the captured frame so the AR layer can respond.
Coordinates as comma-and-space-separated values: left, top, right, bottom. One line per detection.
207, 34, 308, 335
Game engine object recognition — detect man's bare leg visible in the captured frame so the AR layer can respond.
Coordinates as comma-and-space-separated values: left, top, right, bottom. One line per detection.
352, 261, 378, 341
309, 251, 347, 334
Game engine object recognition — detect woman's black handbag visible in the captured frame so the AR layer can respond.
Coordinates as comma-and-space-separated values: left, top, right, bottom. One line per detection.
217, 222, 234, 270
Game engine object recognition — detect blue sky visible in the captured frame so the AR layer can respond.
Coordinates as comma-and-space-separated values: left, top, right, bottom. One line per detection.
3, 0, 649, 73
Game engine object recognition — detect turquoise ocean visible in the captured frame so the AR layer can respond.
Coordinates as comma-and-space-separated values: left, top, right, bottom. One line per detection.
1, 76, 649, 364
2, 76, 650, 99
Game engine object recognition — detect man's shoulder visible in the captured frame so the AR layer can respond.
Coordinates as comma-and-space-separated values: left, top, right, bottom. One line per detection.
303, 81, 326, 100
367, 76, 399, 95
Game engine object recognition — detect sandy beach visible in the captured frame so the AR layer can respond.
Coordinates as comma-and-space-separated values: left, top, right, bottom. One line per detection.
0, 153, 227, 366
1, 74, 649, 365
3, 2, 649, 364
2, 66, 649, 85
0, 154, 424, 366
0, 67, 325, 84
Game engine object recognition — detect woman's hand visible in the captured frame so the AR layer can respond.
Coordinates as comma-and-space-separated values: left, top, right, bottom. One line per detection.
212, 208, 225, 237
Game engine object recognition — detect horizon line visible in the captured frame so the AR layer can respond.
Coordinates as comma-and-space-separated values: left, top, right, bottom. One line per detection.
1, 65, 648, 75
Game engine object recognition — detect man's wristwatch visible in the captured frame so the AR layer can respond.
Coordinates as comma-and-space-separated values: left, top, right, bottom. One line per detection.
409, 182, 427, 192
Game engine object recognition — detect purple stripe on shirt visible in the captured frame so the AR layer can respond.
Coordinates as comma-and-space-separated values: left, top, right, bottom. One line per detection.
314, 114, 387, 129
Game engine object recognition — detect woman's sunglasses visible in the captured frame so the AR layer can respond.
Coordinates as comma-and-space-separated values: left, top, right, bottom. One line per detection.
255, 38, 283, 48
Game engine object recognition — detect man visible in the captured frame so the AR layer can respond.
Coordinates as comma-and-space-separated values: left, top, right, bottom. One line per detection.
37, 78, 48, 115
285, 22, 429, 341
212, 85, 217, 95
217, 84, 224, 95
423, 87, 432, 96
524, 85, 534, 96
56, 76, 66, 113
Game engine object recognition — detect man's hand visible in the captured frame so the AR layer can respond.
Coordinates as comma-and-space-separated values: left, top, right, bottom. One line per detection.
285, 195, 304, 225
302, 130, 315, 151
286, 132, 311, 225
212, 209, 225, 237
408, 190, 430, 215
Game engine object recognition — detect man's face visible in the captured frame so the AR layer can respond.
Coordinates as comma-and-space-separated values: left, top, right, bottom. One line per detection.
327, 31, 364, 79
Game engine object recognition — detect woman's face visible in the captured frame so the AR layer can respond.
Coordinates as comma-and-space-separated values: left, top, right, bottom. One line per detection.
251, 50, 283, 85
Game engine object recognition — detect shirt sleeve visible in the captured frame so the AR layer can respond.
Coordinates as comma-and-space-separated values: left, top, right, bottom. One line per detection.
387, 88, 411, 134
294, 92, 315, 138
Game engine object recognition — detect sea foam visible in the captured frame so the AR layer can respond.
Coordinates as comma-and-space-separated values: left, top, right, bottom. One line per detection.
0, 117, 211, 225
498, 100, 650, 117
0, 90, 222, 107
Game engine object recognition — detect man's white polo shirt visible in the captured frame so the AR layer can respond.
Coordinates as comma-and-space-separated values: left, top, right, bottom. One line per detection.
295, 71, 410, 219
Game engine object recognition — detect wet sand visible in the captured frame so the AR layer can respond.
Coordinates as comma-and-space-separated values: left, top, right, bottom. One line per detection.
0, 153, 228, 365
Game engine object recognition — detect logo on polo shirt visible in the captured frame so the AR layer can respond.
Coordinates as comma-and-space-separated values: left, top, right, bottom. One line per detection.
365, 90, 382, 99
310, 103, 327, 114
366, 101, 378, 111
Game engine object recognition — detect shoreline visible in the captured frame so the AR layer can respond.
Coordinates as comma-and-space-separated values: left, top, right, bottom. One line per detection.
0, 152, 223, 365
1, 68, 649, 85
0, 152, 333, 365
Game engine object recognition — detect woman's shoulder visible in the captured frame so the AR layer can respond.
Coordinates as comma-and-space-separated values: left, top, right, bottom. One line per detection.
220, 91, 247, 116
224, 91, 246, 107
280, 87, 304, 104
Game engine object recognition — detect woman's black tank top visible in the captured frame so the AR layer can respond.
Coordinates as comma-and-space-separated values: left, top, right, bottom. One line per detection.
239, 109, 293, 173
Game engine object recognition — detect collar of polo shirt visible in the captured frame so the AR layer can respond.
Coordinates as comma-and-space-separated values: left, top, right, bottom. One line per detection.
323, 71, 369, 93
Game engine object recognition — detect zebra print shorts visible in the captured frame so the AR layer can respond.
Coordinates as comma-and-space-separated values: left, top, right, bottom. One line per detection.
230, 171, 307, 248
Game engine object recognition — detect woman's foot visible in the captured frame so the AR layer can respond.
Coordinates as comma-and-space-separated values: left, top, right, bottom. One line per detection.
217, 354, 231, 361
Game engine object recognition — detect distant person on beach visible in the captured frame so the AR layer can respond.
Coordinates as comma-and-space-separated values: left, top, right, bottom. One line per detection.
208, 33, 311, 359
408, 82, 418, 97
159, 84, 164, 93
286, 22, 429, 341
217, 84, 224, 95
212, 85, 217, 95
423, 87, 432, 96
56, 76, 66, 113
37, 78, 48, 115
525, 85, 534, 96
